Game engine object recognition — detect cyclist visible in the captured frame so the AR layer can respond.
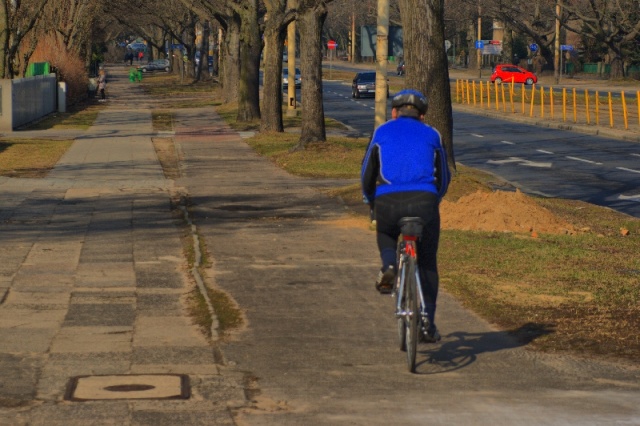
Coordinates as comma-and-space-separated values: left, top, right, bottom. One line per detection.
361, 89, 450, 342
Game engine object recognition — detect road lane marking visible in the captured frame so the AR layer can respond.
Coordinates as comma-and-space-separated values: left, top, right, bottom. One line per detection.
500, 140, 515, 145
537, 149, 554, 154
616, 167, 640, 174
618, 194, 640, 201
487, 157, 552, 168
632, 153, 640, 158
471, 133, 484, 138
566, 156, 602, 165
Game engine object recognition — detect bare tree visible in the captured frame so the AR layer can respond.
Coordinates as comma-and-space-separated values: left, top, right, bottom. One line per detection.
0, 0, 50, 78
561, 0, 640, 78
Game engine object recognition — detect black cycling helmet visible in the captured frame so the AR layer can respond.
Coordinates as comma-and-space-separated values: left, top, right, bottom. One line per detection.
391, 89, 428, 115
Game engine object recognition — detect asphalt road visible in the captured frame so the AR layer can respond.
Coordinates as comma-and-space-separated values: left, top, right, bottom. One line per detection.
321, 79, 640, 218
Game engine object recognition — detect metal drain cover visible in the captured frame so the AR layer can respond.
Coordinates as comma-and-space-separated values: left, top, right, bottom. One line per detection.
66, 374, 190, 401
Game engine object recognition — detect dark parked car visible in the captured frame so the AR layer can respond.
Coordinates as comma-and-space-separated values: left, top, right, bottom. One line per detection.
352, 72, 389, 98
397, 60, 405, 76
490, 64, 537, 85
282, 67, 301, 89
138, 59, 171, 73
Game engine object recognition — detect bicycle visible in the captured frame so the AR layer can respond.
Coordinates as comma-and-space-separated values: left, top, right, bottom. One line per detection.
393, 217, 429, 373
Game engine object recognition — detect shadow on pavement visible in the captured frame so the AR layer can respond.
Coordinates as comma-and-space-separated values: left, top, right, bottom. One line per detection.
416, 322, 556, 374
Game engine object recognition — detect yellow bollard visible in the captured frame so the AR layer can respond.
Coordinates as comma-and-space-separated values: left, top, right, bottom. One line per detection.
573, 88, 577, 123
621, 91, 628, 130
540, 86, 545, 118
550, 87, 554, 119
487, 81, 491, 109
472, 81, 477, 106
585, 90, 591, 125
456, 80, 460, 103
521, 84, 525, 114
480, 81, 484, 108
562, 88, 567, 122
608, 92, 614, 128
495, 82, 500, 111
637, 90, 640, 126
529, 84, 536, 117
466, 80, 471, 105
510, 80, 515, 113
595, 91, 600, 125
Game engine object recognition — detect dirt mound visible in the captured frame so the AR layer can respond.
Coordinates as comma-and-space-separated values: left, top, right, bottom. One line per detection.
441, 189, 575, 235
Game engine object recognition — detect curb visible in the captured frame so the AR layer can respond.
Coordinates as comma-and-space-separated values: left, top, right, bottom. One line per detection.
453, 104, 640, 143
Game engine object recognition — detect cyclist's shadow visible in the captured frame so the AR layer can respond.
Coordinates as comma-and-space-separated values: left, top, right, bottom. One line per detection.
415, 322, 555, 374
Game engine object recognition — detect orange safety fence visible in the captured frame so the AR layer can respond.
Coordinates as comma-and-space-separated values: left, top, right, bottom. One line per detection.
454, 80, 640, 133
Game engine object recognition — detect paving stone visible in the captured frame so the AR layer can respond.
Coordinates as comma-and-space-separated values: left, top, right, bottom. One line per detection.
132, 347, 216, 366
0, 308, 66, 328
0, 353, 43, 406
50, 326, 133, 353
134, 316, 207, 347
75, 263, 135, 287
0, 328, 56, 352
63, 304, 135, 327
130, 409, 236, 425
136, 293, 183, 314
135, 266, 185, 289
70, 291, 136, 304
25, 401, 130, 426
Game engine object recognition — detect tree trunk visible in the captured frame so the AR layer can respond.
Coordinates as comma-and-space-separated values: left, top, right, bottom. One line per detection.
295, 2, 328, 148
236, 0, 261, 122
608, 48, 624, 79
0, 3, 8, 78
260, 12, 287, 132
398, 0, 456, 170
221, 17, 241, 103
466, 22, 476, 70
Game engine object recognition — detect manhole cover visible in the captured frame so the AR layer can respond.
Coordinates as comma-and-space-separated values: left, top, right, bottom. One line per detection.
65, 374, 190, 401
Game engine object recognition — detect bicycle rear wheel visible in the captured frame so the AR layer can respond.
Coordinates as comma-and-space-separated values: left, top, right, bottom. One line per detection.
396, 261, 407, 352
405, 257, 419, 372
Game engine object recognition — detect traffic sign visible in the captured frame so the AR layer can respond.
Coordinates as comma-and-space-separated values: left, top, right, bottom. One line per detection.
561, 45, 574, 51
475, 40, 484, 49
327, 40, 337, 50
530, 43, 538, 52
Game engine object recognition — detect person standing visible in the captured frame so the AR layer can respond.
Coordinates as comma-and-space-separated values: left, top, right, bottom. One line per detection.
97, 69, 107, 102
361, 89, 450, 342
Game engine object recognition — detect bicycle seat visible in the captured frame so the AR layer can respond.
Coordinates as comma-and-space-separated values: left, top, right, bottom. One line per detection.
398, 217, 425, 237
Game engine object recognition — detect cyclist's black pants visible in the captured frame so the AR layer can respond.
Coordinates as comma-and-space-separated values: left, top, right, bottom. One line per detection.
374, 191, 440, 318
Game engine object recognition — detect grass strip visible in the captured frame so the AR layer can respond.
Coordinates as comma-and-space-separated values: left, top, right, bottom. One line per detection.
0, 138, 73, 178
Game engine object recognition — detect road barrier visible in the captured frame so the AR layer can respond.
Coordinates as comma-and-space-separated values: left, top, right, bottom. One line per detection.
455, 79, 640, 134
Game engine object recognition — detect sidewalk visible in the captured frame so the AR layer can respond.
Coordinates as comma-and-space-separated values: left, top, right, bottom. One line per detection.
0, 65, 244, 425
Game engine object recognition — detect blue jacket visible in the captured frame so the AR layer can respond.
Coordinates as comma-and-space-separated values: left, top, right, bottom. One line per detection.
361, 116, 450, 203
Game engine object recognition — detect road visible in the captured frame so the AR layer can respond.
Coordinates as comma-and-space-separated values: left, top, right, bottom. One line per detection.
321, 79, 640, 218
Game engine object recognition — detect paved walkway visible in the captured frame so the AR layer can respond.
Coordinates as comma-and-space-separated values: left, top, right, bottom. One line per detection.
1, 64, 639, 426
0, 66, 243, 425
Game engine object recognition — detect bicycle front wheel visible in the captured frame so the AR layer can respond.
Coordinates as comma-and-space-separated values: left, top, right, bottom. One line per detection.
405, 257, 419, 372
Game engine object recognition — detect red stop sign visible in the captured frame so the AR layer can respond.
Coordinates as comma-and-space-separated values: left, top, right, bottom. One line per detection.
327, 40, 337, 50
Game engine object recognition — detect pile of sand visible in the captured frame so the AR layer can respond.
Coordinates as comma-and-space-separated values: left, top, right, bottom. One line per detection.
441, 189, 575, 235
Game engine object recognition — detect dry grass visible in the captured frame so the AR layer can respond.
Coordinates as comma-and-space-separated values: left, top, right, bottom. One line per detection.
0, 139, 73, 178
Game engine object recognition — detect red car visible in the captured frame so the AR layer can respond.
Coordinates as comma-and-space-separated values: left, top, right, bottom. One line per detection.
490, 64, 537, 85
